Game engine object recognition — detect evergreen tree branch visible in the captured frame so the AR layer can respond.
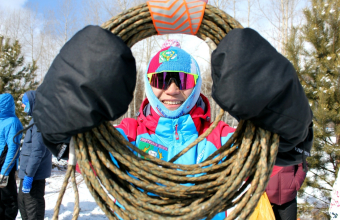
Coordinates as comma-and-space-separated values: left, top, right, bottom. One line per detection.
324, 137, 335, 146
285, 0, 340, 209
330, 154, 337, 172
309, 170, 333, 187
301, 191, 329, 204
0, 36, 38, 126
319, 165, 336, 174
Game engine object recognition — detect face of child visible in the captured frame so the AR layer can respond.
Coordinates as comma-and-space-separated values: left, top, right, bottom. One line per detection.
152, 82, 193, 111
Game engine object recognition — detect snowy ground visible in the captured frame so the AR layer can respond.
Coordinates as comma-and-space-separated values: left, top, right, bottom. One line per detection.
15, 167, 233, 219
16, 161, 107, 220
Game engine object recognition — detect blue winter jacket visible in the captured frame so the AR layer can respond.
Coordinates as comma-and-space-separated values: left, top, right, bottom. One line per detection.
0, 93, 23, 175
18, 91, 52, 180
113, 95, 235, 219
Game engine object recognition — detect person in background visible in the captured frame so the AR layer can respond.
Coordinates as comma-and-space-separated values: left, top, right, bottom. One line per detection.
265, 163, 307, 220
17, 91, 52, 220
0, 93, 23, 220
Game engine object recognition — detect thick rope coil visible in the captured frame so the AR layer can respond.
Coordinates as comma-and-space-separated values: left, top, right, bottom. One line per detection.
101, 4, 243, 47
53, 4, 279, 219
74, 112, 278, 219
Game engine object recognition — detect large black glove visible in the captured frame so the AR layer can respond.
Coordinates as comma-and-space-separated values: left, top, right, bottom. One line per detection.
211, 28, 313, 166
33, 25, 136, 158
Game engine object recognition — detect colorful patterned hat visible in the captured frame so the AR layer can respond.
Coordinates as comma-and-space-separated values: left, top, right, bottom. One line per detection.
147, 46, 199, 76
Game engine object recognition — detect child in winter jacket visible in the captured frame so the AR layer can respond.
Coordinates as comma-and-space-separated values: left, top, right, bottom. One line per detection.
30, 25, 314, 219
0, 93, 23, 220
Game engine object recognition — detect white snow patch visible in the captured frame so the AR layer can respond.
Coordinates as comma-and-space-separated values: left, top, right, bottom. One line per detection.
16, 169, 107, 220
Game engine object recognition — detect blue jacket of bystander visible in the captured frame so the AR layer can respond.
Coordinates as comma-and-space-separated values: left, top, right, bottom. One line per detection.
19, 91, 52, 180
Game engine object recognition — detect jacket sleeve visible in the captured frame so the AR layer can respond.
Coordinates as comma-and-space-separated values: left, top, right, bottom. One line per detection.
2, 121, 22, 175
211, 28, 313, 166
24, 125, 47, 177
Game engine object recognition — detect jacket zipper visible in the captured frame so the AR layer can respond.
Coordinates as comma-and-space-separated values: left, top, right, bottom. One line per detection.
175, 124, 179, 140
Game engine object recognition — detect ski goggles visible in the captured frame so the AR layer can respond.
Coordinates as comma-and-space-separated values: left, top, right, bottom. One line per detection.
147, 72, 198, 90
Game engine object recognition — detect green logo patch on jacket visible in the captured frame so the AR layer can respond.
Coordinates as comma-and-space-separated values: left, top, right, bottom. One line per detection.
138, 138, 168, 160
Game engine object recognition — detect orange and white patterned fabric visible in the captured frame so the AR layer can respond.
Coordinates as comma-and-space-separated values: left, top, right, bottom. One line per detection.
147, 0, 208, 35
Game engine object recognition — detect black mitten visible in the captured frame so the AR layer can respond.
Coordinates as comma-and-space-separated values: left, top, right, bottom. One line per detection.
33, 25, 136, 156
211, 28, 313, 166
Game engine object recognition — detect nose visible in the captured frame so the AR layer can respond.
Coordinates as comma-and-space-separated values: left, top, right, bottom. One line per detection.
165, 81, 180, 95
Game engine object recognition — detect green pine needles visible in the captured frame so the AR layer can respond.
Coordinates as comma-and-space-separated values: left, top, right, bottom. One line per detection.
0, 36, 38, 126
285, 0, 340, 219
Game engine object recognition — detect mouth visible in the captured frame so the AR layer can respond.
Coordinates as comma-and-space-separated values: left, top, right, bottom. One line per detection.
162, 100, 184, 105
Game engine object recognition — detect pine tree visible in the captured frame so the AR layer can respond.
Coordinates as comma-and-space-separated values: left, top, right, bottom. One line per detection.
285, 0, 340, 218
0, 36, 38, 126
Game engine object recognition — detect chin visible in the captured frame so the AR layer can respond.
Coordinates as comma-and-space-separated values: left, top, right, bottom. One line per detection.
165, 106, 181, 111
168, 107, 180, 111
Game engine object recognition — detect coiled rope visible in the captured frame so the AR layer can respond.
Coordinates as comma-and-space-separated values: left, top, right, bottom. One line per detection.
52, 4, 279, 220
101, 3, 243, 47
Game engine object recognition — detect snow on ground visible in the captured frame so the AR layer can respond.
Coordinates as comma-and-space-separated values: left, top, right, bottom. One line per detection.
16, 166, 107, 219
